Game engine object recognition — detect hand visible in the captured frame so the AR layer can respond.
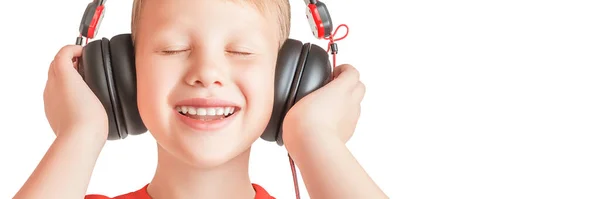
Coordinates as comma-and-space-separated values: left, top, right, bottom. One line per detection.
43, 45, 108, 139
282, 64, 365, 144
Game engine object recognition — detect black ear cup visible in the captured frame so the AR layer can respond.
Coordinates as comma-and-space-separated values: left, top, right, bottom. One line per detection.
79, 34, 147, 140
107, 34, 147, 137
261, 39, 332, 146
79, 38, 121, 140
276, 40, 332, 145
261, 39, 303, 143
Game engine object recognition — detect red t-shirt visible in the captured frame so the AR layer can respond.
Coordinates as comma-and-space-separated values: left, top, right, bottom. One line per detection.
85, 183, 274, 199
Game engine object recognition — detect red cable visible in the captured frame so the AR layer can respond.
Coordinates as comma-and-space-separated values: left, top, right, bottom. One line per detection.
287, 23, 349, 199
288, 154, 301, 199
326, 24, 349, 68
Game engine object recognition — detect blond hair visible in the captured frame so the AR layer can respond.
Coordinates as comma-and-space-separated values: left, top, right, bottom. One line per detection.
131, 0, 291, 47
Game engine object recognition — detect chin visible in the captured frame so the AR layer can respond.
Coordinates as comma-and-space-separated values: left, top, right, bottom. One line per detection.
150, 110, 262, 169
174, 142, 248, 169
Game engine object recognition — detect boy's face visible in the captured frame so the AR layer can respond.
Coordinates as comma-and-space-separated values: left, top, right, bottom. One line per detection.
133, 0, 280, 167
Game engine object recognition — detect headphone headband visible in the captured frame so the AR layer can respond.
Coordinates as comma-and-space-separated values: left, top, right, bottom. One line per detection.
77, 0, 333, 42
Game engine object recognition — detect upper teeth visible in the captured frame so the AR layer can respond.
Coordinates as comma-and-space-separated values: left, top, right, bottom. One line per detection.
176, 106, 235, 116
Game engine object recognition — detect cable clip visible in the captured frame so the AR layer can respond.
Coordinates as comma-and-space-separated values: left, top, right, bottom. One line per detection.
329, 43, 338, 55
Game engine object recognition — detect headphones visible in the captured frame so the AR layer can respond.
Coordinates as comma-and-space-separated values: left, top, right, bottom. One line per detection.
76, 0, 345, 146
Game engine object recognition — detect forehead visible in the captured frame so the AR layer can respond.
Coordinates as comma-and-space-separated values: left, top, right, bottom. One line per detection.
144, 0, 264, 24
136, 0, 278, 42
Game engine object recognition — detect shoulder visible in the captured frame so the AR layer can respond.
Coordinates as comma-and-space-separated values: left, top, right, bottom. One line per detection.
85, 183, 275, 199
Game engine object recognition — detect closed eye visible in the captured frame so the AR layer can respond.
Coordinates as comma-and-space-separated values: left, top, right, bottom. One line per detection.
161, 49, 189, 55
226, 51, 253, 56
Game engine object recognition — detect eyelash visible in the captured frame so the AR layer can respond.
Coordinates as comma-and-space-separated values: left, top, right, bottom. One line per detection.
161, 50, 188, 55
227, 51, 252, 56
160, 50, 252, 56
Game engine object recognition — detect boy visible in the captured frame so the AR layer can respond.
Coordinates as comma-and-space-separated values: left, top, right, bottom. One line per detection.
14, 0, 387, 198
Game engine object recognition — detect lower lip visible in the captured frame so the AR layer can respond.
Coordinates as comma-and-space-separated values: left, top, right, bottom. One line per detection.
174, 110, 237, 131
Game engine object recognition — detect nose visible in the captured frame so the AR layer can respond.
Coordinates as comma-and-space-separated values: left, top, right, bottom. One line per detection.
184, 54, 226, 88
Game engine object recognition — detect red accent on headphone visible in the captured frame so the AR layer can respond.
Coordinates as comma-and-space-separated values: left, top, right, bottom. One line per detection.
307, 4, 325, 39
87, 5, 105, 38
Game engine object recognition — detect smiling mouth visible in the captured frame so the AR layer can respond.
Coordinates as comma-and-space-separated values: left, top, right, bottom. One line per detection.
176, 106, 238, 121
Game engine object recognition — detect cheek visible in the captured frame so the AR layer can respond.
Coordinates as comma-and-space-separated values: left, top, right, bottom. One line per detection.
135, 57, 180, 130
237, 64, 276, 129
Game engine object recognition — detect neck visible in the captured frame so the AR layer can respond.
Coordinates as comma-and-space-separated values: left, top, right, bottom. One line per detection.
147, 144, 256, 199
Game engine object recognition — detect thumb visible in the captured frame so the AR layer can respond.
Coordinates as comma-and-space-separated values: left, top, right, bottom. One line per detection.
328, 64, 360, 92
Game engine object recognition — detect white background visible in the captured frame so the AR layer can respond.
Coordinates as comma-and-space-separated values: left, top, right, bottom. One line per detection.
1, 0, 600, 198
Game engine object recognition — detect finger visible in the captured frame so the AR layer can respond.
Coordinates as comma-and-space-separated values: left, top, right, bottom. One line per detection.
54, 45, 83, 75
43, 71, 56, 102
72, 58, 79, 71
47, 59, 56, 79
43, 83, 49, 100
352, 81, 366, 102
330, 64, 360, 92
353, 104, 362, 125
55, 45, 83, 61
333, 64, 357, 79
